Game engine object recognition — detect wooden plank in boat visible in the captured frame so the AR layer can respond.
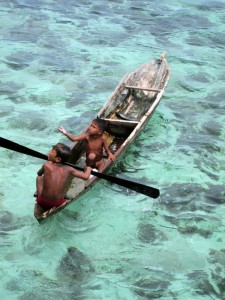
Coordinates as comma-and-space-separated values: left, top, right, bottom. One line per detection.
103, 118, 139, 127
125, 85, 162, 93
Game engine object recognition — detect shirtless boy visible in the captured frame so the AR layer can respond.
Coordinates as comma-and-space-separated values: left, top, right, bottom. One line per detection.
58, 119, 115, 171
35, 143, 92, 215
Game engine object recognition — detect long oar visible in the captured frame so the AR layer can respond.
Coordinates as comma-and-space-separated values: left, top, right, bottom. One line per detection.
0, 137, 160, 198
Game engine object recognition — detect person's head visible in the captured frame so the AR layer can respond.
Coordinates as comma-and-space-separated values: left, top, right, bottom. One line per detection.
48, 143, 71, 163
89, 118, 107, 135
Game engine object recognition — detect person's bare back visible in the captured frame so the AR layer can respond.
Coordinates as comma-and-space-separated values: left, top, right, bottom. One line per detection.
36, 143, 92, 211
38, 162, 74, 201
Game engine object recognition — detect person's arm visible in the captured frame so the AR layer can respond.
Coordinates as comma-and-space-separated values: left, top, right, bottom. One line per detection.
70, 166, 92, 180
102, 136, 115, 161
58, 126, 87, 142
37, 165, 45, 176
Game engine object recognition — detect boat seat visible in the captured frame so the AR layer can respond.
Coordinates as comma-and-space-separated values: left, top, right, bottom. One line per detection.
115, 112, 137, 121
102, 117, 139, 137
102, 117, 139, 128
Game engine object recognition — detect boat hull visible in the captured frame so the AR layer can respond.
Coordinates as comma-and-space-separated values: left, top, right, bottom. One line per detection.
35, 52, 170, 222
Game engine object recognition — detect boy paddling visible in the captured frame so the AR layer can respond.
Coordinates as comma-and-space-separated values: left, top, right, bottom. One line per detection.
34, 143, 92, 218
58, 118, 115, 171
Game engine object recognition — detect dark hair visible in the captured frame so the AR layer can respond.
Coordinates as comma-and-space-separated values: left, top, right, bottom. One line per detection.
93, 118, 107, 132
52, 143, 71, 163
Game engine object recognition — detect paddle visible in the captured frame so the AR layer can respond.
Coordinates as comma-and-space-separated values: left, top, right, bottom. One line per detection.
0, 137, 160, 198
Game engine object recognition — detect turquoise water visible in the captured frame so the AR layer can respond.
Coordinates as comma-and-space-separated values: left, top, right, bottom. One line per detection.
1, 0, 225, 299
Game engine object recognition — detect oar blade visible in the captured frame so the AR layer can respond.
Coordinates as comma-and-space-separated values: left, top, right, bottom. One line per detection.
89, 171, 160, 199
122, 177, 160, 198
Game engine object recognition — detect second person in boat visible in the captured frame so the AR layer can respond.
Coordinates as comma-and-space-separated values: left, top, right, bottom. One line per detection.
58, 118, 115, 171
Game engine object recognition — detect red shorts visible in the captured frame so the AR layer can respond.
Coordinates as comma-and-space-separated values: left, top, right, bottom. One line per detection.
37, 194, 66, 210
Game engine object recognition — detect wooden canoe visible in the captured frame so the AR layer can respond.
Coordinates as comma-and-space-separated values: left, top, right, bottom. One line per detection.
34, 52, 170, 223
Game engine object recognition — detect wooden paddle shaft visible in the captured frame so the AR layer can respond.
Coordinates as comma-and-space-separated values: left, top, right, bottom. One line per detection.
0, 137, 160, 199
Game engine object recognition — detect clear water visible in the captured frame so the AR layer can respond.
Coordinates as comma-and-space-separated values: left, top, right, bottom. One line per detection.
0, 0, 225, 299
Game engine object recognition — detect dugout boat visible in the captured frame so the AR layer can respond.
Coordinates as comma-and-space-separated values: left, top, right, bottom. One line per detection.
34, 52, 170, 222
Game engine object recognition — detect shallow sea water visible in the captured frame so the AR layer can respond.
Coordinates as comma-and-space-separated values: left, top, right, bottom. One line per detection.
0, 0, 225, 299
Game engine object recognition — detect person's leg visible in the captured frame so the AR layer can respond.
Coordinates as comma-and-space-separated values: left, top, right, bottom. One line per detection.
88, 153, 96, 160
86, 153, 97, 168
86, 153, 105, 170
96, 159, 105, 171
